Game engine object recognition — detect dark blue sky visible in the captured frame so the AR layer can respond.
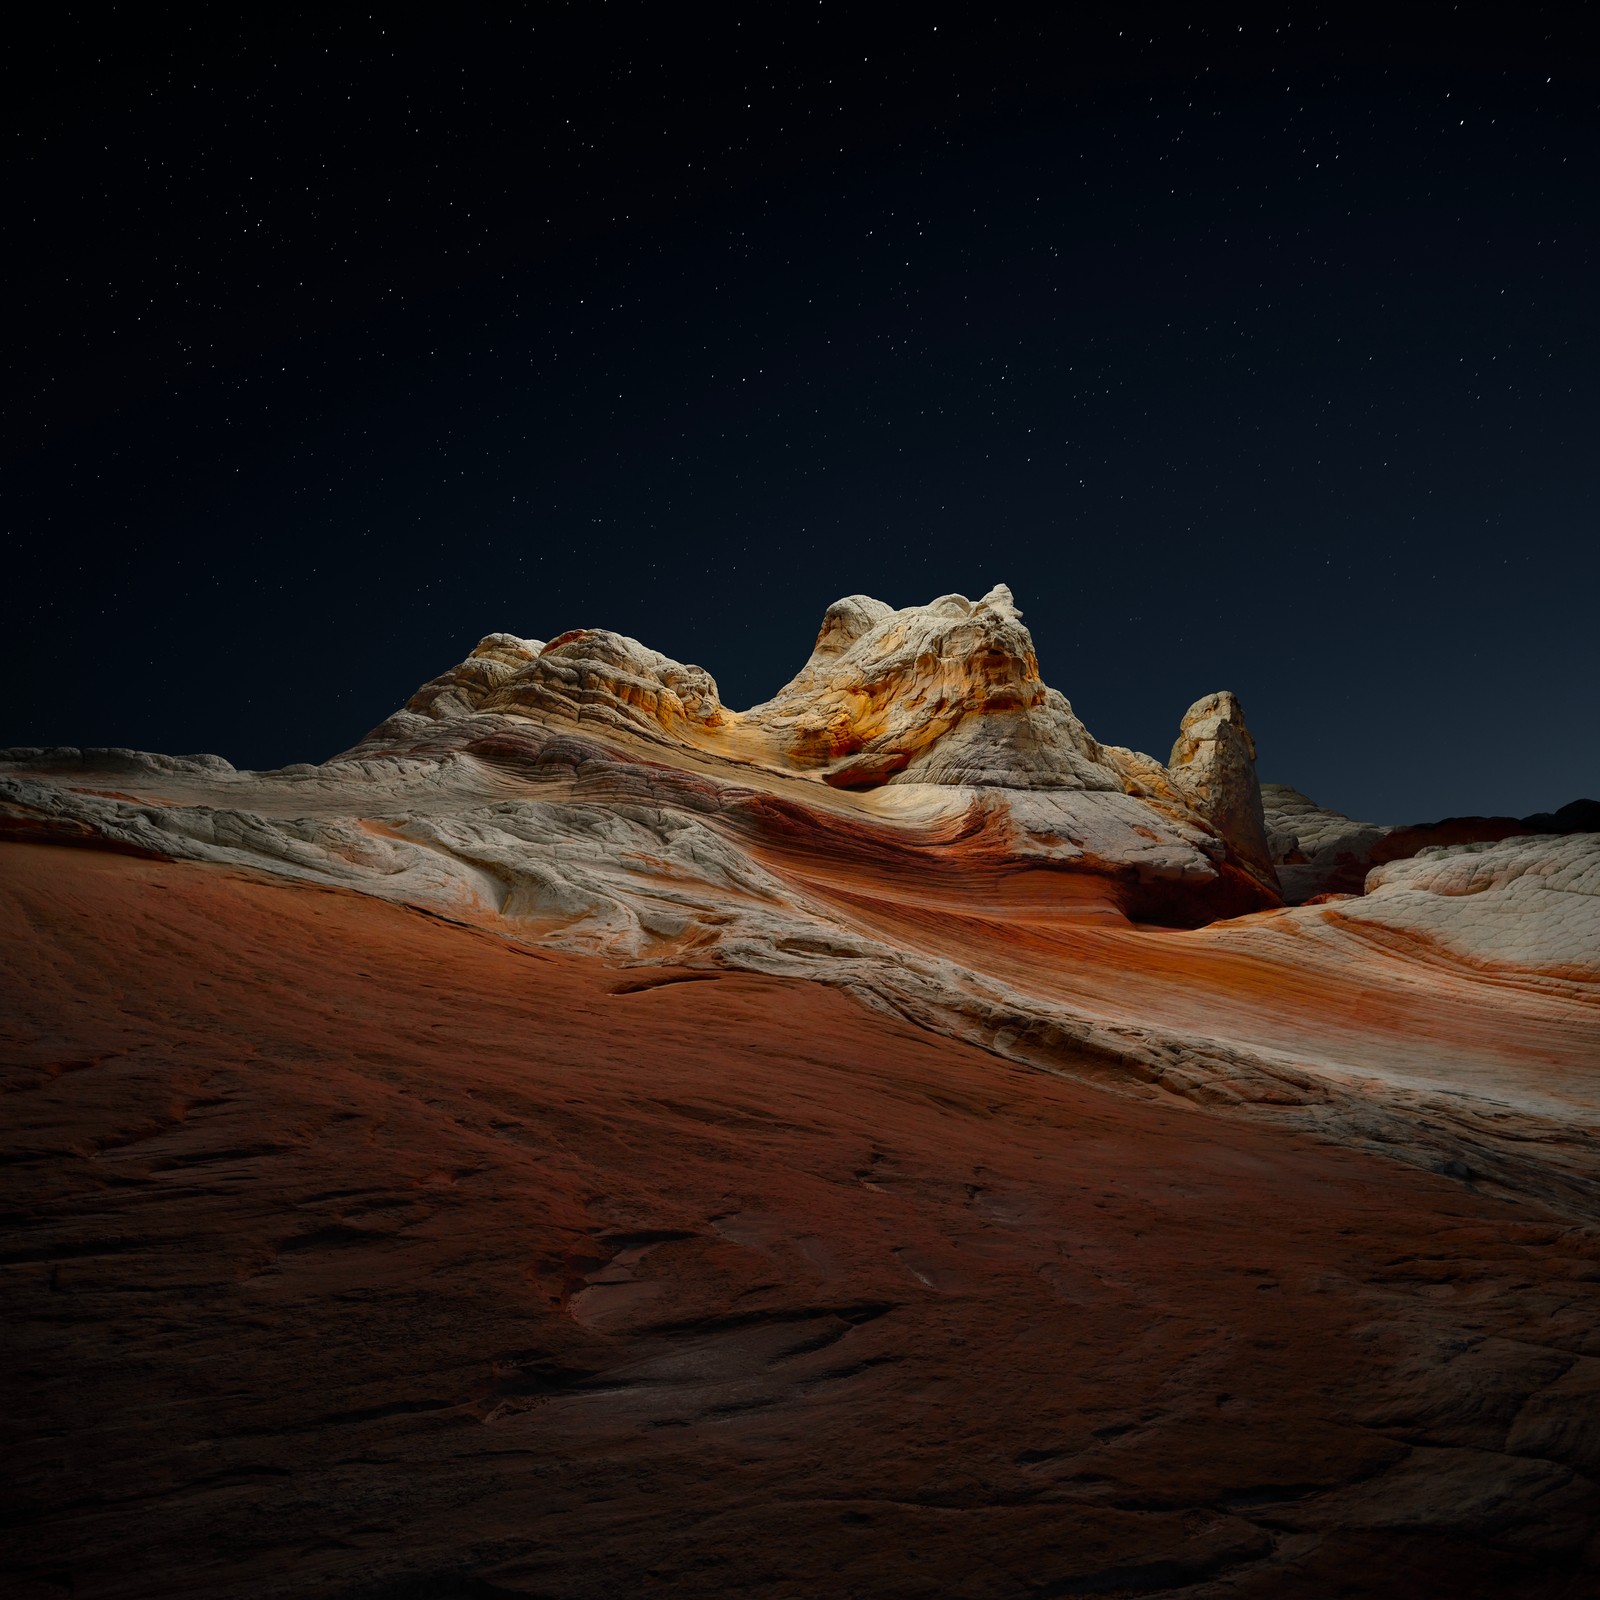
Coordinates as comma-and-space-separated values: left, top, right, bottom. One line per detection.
7, 7, 1597, 822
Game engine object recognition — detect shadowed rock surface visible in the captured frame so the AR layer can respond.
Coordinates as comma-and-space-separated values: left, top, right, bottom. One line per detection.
1263, 785, 1600, 903
3, 586, 1598, 1598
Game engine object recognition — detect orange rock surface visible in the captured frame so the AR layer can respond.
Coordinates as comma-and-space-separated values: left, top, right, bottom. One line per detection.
4, 843, 1599, 1599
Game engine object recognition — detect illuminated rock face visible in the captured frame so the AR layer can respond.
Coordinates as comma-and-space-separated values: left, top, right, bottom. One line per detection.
488, 628, 728, 737
366, 627, 725, 752
742, 583, 1119, 791
362, 631, 547, 751
1167, 690, 1277, 890
343, 583, 1280, 906
1351, 832, 1600, 977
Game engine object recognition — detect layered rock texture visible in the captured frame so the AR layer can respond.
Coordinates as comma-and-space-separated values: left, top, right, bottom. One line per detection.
4, 585, 1599, 1600
1263, 785, 1600, 902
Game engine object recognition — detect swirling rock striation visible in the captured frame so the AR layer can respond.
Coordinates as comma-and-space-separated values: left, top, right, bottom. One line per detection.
339, 584, 1282, 916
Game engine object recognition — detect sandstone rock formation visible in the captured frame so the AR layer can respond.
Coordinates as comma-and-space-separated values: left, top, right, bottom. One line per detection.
363, 625, 726, 753
1167, 690, 1277, 890
340, 584, 1283, 919
1262, 784, 1600, 902
740, 583, 1119, 791
1261, 782, 1394, 901
4, 584, 1599, 1600
1351, 832, 1600, 978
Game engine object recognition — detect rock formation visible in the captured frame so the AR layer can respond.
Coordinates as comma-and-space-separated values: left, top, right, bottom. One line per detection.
1166, 690, 1277, 890
1263, 783, 1600, 902
1261, 782, 1395, 901
739, 583, 1119, 791
4, 583, 1599, 1600
338, 584, 1284, 922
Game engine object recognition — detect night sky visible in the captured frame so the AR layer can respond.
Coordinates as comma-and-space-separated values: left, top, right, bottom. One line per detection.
8, 8, 1597, 823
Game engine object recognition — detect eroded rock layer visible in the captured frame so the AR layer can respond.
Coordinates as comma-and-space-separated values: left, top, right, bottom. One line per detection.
3, 584, 1599, 1598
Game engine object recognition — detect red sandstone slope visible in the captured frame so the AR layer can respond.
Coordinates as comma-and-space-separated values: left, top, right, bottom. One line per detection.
5, 844, 1600, 1600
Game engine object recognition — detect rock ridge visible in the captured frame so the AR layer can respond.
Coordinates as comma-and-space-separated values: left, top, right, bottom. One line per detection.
346, 583, 1282, 905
